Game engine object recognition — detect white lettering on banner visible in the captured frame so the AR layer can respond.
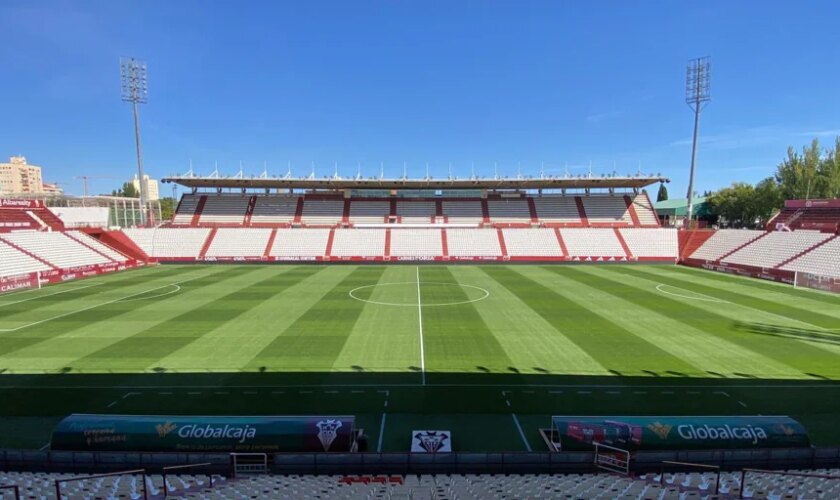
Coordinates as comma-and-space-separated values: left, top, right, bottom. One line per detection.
676, 424, 768, 445
176, 424, 257, 444
1, 281, 33, 293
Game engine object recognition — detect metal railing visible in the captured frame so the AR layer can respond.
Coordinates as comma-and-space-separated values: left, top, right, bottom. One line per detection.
738, 468, 840, 499
161, 462, 214, 497
0, 485, 20, 500
54, 469, 148, 500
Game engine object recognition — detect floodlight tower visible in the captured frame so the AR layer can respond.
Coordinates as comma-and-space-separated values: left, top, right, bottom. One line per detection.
120, 57, 152, 226
684, 56, 711, 226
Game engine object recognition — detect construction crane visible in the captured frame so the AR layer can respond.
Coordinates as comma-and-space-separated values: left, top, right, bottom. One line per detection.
73, 176, 118, 198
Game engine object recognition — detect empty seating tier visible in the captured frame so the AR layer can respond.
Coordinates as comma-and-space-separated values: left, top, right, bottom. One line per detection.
0, 239, 52, 277
442, 201, 483, 223
205, 228, 273, 257
198, 196, 250, 225
446, 228, 502, 256
389, 229, 443, 257
270, 228, 331, 257
349, 201, 390, 224
300, 199, 344, 225
330, 229, 386, 257
487, 199, 531, 223
722, 230, 832, 269
687, 229, 765, 261
1, 231, 112, 268
619, 228, 678, 258
172, 194, 199, 225
396, 200, 435, 223
66, 231, 128, 262
251, 196, 299, 224
502, 228, 564, 257
782, 236, 840, 278
532, 197, 581, 224
560, 228, 626, 258
631, 194, 659, 226
581, 195, 632, 224
122, 228, 211, 258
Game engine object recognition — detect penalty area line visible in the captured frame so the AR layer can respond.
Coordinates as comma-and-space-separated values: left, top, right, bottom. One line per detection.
0, 275, 206, 332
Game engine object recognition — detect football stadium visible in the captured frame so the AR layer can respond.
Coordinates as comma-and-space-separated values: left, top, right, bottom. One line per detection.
3, 3, 840, 499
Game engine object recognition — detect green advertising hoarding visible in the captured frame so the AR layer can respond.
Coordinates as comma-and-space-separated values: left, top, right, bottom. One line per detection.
551, 416, 809, 451
51, 414, 356, 453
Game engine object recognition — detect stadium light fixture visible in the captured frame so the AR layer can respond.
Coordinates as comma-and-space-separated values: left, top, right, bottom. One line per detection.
685, 56, 711, 227
120, 57, 152, 226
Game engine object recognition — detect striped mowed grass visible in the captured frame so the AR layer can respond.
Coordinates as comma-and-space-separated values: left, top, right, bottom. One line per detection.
0, 263, 838, 450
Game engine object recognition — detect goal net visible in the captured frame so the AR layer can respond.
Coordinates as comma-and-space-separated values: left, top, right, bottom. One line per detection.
793, 272, 840, 294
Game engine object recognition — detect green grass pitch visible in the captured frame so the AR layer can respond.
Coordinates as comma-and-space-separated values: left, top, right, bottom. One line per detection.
0, 263, 839, 451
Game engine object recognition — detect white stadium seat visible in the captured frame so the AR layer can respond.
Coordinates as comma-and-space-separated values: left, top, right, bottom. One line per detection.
560, 228, 626, 257
330, 229, 385, 257
446, 228, 501, 256
271, 228, 331, 257
122, 228, 211, 258
619, 228, 678, 258
390, 229, 443, 257
688, 229, 765, 261
501, 228, 563, 256
205, 228, 273, 257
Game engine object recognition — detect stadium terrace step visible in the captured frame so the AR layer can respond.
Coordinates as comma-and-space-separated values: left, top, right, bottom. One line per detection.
624, 195, 642, 226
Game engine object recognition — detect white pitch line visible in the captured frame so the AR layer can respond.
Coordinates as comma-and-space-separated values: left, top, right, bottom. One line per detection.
106, 400, 118, 408
511, 413, 531, 451
416, 266, 426, 386
655, 283, 729, 304
5, 383, 839, 390
0, 275, 207, 333
377, 413, 387, 452
0, 283, 104, 308
738, 401, 748, 408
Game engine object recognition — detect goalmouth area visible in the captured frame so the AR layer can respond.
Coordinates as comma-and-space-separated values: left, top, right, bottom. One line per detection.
0, 263, 838, 452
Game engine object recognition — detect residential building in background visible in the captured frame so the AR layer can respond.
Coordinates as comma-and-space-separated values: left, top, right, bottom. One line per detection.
131, 174, 160, 201
0, 156, 47, 195
41, 182, 64, 195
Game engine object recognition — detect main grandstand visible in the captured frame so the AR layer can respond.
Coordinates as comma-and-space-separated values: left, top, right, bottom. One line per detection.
1, 175, 839, 498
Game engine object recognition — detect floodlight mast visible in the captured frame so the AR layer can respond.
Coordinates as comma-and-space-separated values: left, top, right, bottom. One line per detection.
684, 56, 711, 227
120, 57, 152, 226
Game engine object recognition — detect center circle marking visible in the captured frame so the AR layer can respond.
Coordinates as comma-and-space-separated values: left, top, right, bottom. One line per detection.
348, 282, 490, 307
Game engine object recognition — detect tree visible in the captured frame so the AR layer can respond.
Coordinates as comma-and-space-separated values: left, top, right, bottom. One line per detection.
160, 197, 176, 221
775, 139, 821, 200
111, 182, 139, 198
656, 183, 668, 202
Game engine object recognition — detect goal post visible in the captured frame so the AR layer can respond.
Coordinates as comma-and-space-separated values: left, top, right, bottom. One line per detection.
793, 271, 840, 294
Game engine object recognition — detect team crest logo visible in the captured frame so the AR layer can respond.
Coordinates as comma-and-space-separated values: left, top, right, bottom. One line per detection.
414, 431, 449, 453
777, 424, 796, 436
647, 422, 672, 440
156, 422, 177, 438
316, 419, 343, 451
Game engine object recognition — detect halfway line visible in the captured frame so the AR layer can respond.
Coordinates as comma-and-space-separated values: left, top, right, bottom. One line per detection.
416, 266, 426, 386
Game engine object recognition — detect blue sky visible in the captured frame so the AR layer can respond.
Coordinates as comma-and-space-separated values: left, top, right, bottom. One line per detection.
2, 0, 839, 199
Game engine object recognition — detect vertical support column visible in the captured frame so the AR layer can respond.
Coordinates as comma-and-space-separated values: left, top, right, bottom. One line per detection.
481, 199, 490, 225
191, 195, 208, 227
293, 197, 304, 224
384, 228, 391, 259
342, 199, 351, 225
243, 196, 258, 227
574, 197, 589, 227
527, 197, 539, 224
